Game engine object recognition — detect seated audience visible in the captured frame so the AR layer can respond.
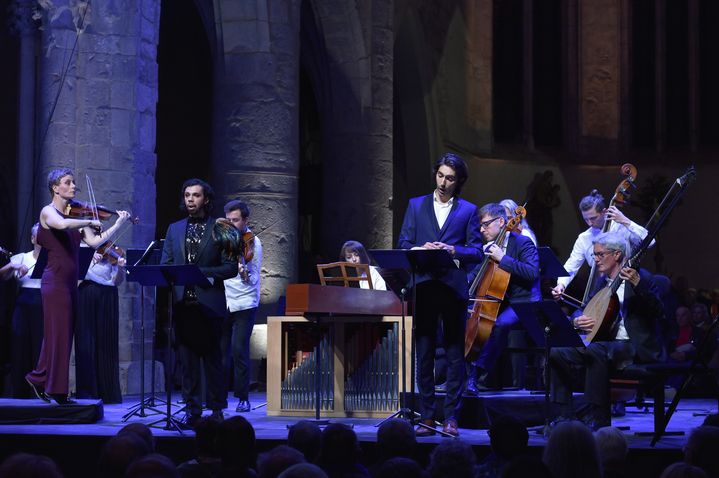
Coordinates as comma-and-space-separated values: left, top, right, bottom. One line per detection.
278, 463, 328, 478
126, 454, 179, 478
258, 446, 306, 478
427, 440, 477, 478
660, 463, 708, 478
287, 420, 322, 463
543, 421, 602, 478
217, 416, 257, 478
684, 426, 719, 478
97, 432, 152, 478
594, 426, 628, 478
477, 416, 529, 478
374, 457, 425, 478
177, 417, 222, 478
317, 423, 369, 478
375, 418, 417, 463
0, 452, 64, 478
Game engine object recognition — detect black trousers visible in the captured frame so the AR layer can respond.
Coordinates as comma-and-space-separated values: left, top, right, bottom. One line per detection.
174, 303, 226, 415
550, 340, 635, 420
414, 280, 467, 422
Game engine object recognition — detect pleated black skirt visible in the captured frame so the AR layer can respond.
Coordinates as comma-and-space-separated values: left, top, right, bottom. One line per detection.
75, 281, 122, 403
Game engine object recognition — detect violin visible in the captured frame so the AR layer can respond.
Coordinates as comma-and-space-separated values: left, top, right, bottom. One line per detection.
64, 199, 116, 221
464, 205, 526, 360
241, 231, 256, 263
96, 240, 126, 266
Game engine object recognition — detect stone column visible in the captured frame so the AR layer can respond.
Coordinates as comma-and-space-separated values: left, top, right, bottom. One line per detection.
575, 0, 624, 153
11, 0, 39, 251
35, 0, 161, 393
211, 0, 302, 306
313, 0, 394, 252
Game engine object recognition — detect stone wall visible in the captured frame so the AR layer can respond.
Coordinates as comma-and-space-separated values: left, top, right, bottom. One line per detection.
35, 0, 160, 394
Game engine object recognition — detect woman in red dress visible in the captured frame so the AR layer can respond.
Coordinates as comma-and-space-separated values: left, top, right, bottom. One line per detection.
25, 168, 130, 404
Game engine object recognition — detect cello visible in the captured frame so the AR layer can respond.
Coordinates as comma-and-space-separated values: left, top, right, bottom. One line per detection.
464, 205, 526, 360
579, 163, 638, 307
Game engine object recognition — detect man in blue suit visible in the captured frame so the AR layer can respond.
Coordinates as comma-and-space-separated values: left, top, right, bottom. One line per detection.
161, 178, 238, 428
466, 203, 541, 392
397, 153, 483, 437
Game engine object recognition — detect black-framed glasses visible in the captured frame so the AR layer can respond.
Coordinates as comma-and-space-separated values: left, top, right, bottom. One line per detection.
480, 217, 501, 228
592, 250, 618, 259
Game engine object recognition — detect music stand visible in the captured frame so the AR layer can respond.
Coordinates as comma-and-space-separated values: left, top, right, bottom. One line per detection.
512, 300, 584, 435
129, 264, 210, 434
370, 249, 457, 437
122, 242, 165, 421
538, 247, 569, 279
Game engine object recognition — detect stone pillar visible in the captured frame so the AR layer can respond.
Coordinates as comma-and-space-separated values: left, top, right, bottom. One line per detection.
11, 0, 39, 251
576, 0, 624, 152
313, 0, 394, 252
211, 0, 302, 305
35, 0, 161, 393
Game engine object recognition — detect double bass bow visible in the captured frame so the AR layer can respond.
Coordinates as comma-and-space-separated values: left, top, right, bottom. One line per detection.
464, 205, 526, 360
580, 167, 696, 345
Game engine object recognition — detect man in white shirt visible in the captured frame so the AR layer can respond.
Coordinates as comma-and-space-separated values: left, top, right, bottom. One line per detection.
551, 190, 653, 300
222, 199, 263, 413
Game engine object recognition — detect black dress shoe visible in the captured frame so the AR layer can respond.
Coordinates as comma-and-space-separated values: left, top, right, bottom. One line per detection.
209, 410, 225, 423
611, 401, 626, 417
415, 419, 437, 437
179, 412, 201, 430
50, 394, 76, 405
25, 377, 51, 403
236, 400, 251, 413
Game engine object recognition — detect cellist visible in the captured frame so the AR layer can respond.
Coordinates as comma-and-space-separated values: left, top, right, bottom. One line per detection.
551, 190, 653, 301
466, 203, 541, 393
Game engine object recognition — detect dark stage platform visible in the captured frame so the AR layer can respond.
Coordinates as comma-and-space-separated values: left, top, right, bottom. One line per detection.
0, 391, 714, 478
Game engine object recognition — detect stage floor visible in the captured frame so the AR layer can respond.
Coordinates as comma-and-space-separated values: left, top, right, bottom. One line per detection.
0, 390, 713, 478
0, 390, 714, 449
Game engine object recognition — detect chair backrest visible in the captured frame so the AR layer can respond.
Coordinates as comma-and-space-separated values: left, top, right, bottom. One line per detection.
316, 262, 372, 289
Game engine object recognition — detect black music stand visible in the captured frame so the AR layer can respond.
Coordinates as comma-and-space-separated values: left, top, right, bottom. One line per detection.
370, 248, 457, 437
513, 300, 584, 436
538, 247, 569, 279
132, 264, 210, 434
122, 241, 165, 421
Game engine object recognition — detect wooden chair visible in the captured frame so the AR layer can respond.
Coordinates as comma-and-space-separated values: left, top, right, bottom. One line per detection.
316, 261, 372, 289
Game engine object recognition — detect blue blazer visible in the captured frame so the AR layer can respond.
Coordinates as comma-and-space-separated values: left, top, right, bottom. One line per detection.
468, 232, 541, 303
160, 216, 238, 318
397, 194, 483, 300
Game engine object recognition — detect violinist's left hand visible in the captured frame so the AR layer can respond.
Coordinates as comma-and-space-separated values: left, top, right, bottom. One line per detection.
115, 210, 131, 226
619, 267, 641, 287
485, 243, 505, 262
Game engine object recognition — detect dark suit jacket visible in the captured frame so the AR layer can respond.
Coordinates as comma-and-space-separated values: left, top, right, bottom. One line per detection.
621, 268, 665, 363
397, 194, 483, 300
160, 216, 237, 318
468, 232, 541, 303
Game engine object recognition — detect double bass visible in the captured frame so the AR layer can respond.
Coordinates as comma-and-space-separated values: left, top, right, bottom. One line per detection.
579, 163, 638, 306
464, 205, 526, 360
580, 167, 696, 344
